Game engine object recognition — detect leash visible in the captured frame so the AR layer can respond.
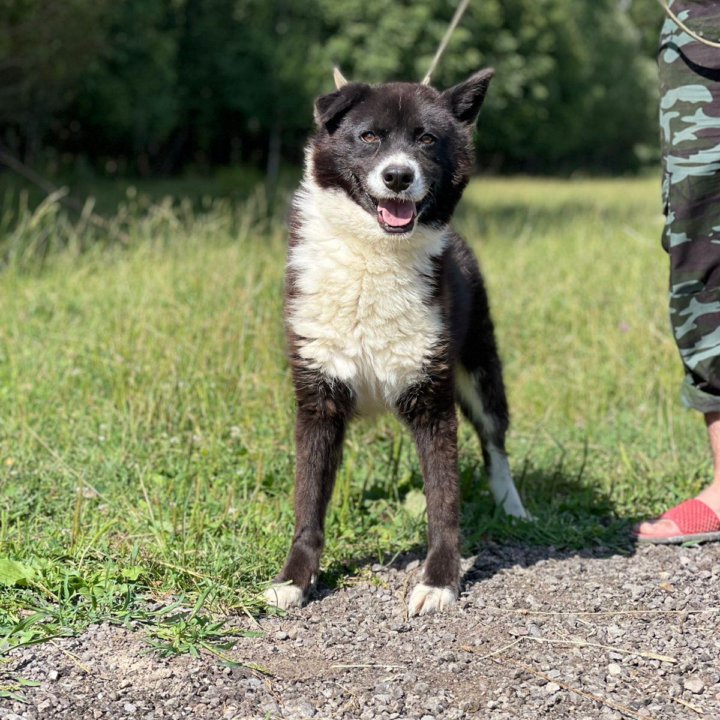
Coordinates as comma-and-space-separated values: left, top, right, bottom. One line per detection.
656, 0, 720, 49
421, 0, 471, 85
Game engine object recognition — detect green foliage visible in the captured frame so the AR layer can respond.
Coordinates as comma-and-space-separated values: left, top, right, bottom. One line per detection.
0, 0, 664, 173
0, 558, 34, 587
76, 0, 180, 159
0, 673, 41, 704
237, 0, 664, 171
144, 587, 263, 664
0, 0, 109, 154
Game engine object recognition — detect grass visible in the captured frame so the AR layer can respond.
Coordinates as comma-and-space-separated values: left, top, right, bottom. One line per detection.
0, 174, 711, 659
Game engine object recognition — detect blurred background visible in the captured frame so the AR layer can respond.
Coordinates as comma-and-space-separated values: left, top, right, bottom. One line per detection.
0, 0, 666, 209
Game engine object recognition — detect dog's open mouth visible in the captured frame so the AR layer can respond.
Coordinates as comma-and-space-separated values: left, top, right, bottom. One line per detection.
376, 198, 417, 234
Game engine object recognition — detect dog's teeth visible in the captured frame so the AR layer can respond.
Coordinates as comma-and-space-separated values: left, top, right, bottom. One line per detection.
264, 584, 304, 610
408, 583, 457, 616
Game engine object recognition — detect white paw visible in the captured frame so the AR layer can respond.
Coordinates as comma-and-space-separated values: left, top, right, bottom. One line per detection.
487, 447, 533, 520
502, 497, 533, 521
408, 583, 457, 616
264, 583, 304, 610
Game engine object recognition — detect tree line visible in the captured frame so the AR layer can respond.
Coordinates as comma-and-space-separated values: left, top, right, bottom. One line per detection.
0, 0, 663, 177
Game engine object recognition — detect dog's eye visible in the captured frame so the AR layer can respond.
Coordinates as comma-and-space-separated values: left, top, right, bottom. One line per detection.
360, 131, 380, 144
417, 133, 436, 146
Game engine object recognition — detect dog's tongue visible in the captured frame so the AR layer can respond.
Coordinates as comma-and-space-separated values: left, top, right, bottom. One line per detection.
377, 199, 416, 227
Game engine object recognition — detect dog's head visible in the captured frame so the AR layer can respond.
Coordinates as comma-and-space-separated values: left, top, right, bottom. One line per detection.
306, 70, 494, 237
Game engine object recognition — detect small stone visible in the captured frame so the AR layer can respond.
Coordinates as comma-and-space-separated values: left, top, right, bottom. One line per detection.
260, 701, 281, 716
123, 703, 137, 714
274, 631, 289, 641
545, 682, 561, 695
608, 663, 622, 676
390, 623, 410, 633
424, 696, 447, 714
48, 669, 59, 681
460, 700, 481, 713
289, 701, 316, 718
684, 677, 705, 694
527, 623, 543, 638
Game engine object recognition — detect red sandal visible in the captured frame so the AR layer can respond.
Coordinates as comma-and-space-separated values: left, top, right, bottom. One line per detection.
635, 498, 720, 544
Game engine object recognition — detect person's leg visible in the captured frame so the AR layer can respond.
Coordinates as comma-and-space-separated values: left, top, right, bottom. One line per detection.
701, 412, 720, 492
636, 412, 720, 539
635, 3, 720, 541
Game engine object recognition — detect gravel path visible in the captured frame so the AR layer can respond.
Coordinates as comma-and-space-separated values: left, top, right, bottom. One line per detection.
3, 543, 720, 719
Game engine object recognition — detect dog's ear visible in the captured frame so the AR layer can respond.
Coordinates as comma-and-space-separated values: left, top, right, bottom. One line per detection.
333, 66, 348, 89
314, 83, 369, 134
441, 68, 495, 126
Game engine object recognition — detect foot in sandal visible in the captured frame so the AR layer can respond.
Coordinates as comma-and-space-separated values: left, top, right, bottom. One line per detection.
634, 486, 720, 544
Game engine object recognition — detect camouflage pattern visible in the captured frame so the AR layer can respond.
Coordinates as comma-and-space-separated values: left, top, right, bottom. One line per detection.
660, 1, 720, 412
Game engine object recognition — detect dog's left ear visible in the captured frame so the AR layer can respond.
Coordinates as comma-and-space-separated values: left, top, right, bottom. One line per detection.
314, 83, 369, 133
441, 68, 495, 126
333, 66, 348, 89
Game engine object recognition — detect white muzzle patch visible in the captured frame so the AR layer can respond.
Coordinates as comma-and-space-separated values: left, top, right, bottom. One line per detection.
367, 152, 427, 202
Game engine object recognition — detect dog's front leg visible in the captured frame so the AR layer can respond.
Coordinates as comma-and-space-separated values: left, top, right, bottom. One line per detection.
398, 387, 460, 616
264, 398, 348, 610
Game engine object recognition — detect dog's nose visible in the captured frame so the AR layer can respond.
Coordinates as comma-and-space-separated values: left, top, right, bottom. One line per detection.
382, 165, 414, 193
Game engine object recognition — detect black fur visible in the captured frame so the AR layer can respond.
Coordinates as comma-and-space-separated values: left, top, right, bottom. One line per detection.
310, 74, 493, 227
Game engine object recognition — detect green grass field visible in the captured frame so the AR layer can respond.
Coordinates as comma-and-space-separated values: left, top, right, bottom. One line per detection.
0, 176, 712, 661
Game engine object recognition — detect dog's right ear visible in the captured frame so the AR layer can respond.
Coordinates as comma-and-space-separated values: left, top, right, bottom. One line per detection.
314, 84, 369, 134
441, 68, 495, 126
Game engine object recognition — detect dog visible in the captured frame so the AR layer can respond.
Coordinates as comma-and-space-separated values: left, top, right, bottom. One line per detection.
265, 68, 529, 616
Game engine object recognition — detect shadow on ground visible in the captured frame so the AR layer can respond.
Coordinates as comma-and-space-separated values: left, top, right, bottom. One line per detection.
316, 455, 638, 602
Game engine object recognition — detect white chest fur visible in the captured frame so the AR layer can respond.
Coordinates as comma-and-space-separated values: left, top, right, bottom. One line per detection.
288, 179, 447, 415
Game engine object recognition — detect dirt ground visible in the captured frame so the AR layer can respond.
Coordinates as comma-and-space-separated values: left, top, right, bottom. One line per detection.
3, 542, 720, 719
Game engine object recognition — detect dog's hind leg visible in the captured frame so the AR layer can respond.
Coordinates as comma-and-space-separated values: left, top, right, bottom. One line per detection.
264, 377, 352, 610
456, 281, 529, 519
456, 364, 527, 519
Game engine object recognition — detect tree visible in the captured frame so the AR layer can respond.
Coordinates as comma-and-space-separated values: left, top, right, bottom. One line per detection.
0, 0, 667, 175
0, 0, 108, 161
73, 0, 180, 174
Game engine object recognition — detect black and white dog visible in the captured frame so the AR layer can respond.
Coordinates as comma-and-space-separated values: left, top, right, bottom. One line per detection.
266, 69, 529, 616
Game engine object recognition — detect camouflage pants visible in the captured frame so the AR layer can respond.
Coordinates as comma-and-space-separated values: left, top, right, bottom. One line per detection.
660, 1, 720, 413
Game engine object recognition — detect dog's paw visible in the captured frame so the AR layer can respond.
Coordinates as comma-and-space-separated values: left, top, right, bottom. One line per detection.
503, 499, 534, 521
264, 583, 304, 610
408, 583, 457, 616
